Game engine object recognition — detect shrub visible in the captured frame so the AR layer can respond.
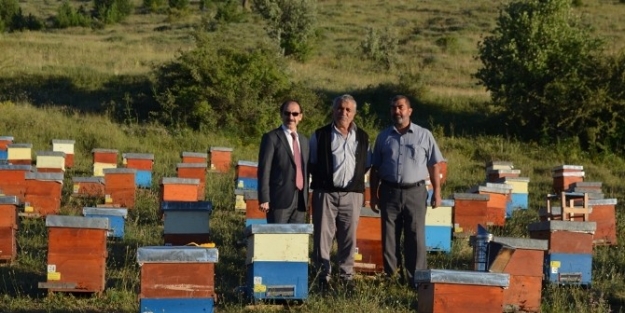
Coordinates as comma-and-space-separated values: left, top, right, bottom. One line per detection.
360, 27, 398, 70
55, 1, 91, 28
143, 0, 167, 13
93, 0, 134, 24
215, 0, 246, 23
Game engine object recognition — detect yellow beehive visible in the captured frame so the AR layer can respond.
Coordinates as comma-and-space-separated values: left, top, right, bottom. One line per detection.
52, 140, 75, 155
426, 200, 453, 226
245, 224, 313, 264
36, 151, 66, 171
499, 177, 530, 194
7, 143, 32, 163
93, 162, 117, 177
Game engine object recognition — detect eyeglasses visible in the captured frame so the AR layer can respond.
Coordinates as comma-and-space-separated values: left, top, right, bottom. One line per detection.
283, 111, 301, 117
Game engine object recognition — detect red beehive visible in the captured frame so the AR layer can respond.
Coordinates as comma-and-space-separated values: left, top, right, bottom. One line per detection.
24, 172, 64, 217
0, 196, 19, 263
0, 136, 14, 151
588, 199, 617, 245
486, 169, 521, 183
0, 165, 31, 201
92, 148, 118, 164
452, 193, 491, 235
181, 151, 208, 164
52, 139, 75, 168
552, 165, 584, 194
472, 184, 511, 227
209, 146, 233, 173
123, 153, 155, 170
528, 220, 596, 254
160, 178, 200, 202
104, 168, 136, 208
40, 215, 109, 294
243, 191, 264, 220
354, 207, 383, 273
72, 177, 105, 198
236, 161, 258, 179
176, 163, 207, 201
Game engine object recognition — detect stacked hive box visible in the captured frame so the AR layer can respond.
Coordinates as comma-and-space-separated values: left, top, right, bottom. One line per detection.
588, 198, 618, 245
498, 177, 530, 217
72, 177, 105, 198
82, 207, 128, 238
209, 146, 233, 173
452, 193, 490, 235
569, 181, 604, 199
7, 143, 33, 165
137, 246, 219, 313
103, 168, 136, 208
39, 215, 109, 294
552, 165, 584, 194
246, 224, 313, 302
529, 220, 596, 285
0, 196, 19, 263
243, 191, 265, 226
122, 153, 154, 188
52, 139, 75, 168
415, 269, 510, 313
181, 151, 208, 164
161, 201, 212, 245
425, 199, 454, 252
36, 151, 66, 173
160, 178, 200, 202
176, 163, 207, 201
0, 165, 31, 201
354, 207, 382, 273
487, 237, 548, 313
92, 149, 118, 177
24, 172, 64, 217
471, 184, 511, 227
0, 136, 14, 162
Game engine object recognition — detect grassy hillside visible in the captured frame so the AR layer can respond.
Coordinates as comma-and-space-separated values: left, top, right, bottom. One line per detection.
1, 0, 625, 312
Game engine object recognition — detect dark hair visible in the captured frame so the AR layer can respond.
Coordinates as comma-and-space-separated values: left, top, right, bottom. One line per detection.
280, 100, 302, 113
390, 95, 411, 108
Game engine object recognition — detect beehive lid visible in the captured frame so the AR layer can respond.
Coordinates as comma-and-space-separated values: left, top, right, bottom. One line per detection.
25, 172, 64, 182
103, 168, 137, 174
552, 165, 584, 171
83, 207, 128, 218
46, 215, 109, 229
52, 139, 75, 144
245, 224, 314, 236
485, 182, 513, 190
491, 236, 548, 250
439, 199, 455, 207
453, 193, 490, 201
72, 176, 105, 184
210, 146, 233, 152
469, 185, 511, 194
181, 151, 208, 158
360, 207, 380, 217
91, 148, 118, 153
37, 151, 66, 157
0, 196, 19, 205
0, 136, 14, 141
414, 269, 509, 287
528, 220, 596, 233
177, 162, 207, 168
499, 176, 530, 183
137, 246, 219, 263
486, 161, 514, 168
570, 181, 602, 188
160, 201, 213, 212
160, 177, 200, 185
122, 153, 154, 160
243, 191, 258, 200
486, 169, 521, 175
7, 143, 32, 148
538, 206, 593, 216
552, 171, 585, 178
237, 160, 258, 167
588, 198, 617, 206
0, 165, 32, 171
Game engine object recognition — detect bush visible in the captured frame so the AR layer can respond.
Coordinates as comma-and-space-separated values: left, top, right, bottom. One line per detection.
143, 0, 167, 13
215, 0, 246, 23
360, 27, 398, 70
93, 0, 134, 24
0, 0, 44, 32
55, 1, 91, 28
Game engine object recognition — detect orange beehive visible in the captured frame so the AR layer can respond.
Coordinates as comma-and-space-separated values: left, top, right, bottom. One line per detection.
528, 221, 596, 254
236, 161, 258, 179
52, 139, 75, 168
0, 136, 14, 151
209, 146, 233, 173
243, 191, 264, 220
473, 184, 511, 227
181, 151, 208, 164
588, 199, 618, 245
72, 177, 106, 198
176, 163, 207, 201
354, 207, 383, 273
452, 193, 491, 235
24, 172, 64, 217
0, 196, 19, 263
92, 148, 118, 164
137, 246, 218, 298
104, 168, 136, 208
160, 178, 200, 202
0, 165, 31, 201
488, 237, 548, 313
552, 165, 584, 193
123, 153, 155, 170
40, 215, 109, 294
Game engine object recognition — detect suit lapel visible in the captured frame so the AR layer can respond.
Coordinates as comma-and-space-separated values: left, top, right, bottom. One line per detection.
276, 127, 296, 165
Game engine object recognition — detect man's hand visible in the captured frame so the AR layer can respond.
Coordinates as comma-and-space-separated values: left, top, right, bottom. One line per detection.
430, 193, 441, 209
370, 198, 380, 213
259, 202, 270, 213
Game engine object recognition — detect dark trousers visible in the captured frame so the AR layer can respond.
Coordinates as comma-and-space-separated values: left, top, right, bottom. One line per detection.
266, 190, 307, 224
380, 183, 428, 287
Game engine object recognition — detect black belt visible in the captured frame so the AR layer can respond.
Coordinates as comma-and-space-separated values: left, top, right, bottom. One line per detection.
381, 180, 425, 189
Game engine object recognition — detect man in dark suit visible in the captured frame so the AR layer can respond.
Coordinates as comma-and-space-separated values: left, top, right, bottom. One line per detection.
257, 100, 309, 223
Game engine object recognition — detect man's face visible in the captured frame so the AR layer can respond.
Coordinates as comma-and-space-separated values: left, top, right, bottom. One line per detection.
282, 102, 302, 130
333, 100, 356, 129
391, 98, 412, 126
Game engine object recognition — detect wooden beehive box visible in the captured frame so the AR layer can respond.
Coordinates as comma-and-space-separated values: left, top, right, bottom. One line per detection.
52, 139, 75, 168
488, 237, 548, 313
24, 172, 64, 217
40, 215, 109, 294
354, 207, 382, 273
425, 199, 453, 252
486, 161, 514, 171
588, 198, 617, 245
486, 169, 520, 183
236, 160, 258, 179
0, 136, 14, 160
176, 163, 207, 201
415, 269, 509, 313
137, 246, 218, 298
36, 151, 66, 173
0, 165, 31, 201
243, 190, 265, 225
181, 151, 208, 164
92, 148, 118, 177
160, 177, 200, 202
83, 207, 128, 238
452, 193, 490, 235
552, 165, 584, 194
123, 153, 154, 188
104, 168, 136, 208
209, 146, 233, 173
0, 196, 19, 263
72, 177, 105, 198
528, 220, 596, 254
162, 201, 213, 246
7, 143, 33, 165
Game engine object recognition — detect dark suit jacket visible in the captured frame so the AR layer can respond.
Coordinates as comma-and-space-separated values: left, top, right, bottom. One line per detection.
258, 126, 309, 210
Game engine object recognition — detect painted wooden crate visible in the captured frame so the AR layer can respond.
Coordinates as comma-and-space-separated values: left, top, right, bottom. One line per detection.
354, 207, 382, 273
452, 193, 490, 235
162, 201, 213, 246
243, 191, 265, 226
160, 178, 200, 202
40, 215, 109, 293
544, 253, 592, 286
52, 139, 75, 168
209, 146, 233, 173
236, 160, 258, 179
137, 246, 218, 299
139, 298, 214, 313
104, 168, 137, 208
415, 269, 509, 313
488, 237, 548, 313
36, 151, 66, 173
7, 143, 33, 165
0, 196, 19, 263
83, 207, 128, 238
123, 153, 154, 188
552, 165, 584, 194
528, 220, 596, 254
245, 224, 313, 264
92, 148, 119, 177
0, 165, 31, 201
176, 163, 207, 201
247, 261, 309, 301
0, 136, 14, 161
181, 151, 208, 164
588, 198, 618, 245
24, 172, 64, 217
72, 177, 105, 198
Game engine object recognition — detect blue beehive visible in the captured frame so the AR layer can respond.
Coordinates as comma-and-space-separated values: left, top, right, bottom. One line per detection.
545, 253, 592, 286
236, 177, 258, 190
425, 225, 452, 252
140, 298, 214, 313
82, 207, 128, 238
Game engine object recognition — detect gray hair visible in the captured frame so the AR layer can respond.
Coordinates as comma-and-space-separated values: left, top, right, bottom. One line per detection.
332, 94, 357, 110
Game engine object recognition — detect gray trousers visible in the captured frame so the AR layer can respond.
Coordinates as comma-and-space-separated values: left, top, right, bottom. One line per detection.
380, 183, 428, 287
267, 190, 307, 224
312, 190, 362, 282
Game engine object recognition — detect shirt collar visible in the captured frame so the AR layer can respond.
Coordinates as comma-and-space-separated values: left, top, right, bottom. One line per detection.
392, 123, 415, 135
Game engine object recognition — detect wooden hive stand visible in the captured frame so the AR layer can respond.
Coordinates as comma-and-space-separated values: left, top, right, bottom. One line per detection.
545, 192, 590, 222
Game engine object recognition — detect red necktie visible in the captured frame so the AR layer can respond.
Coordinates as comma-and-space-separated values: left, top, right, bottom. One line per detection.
291, 132, 304, 190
